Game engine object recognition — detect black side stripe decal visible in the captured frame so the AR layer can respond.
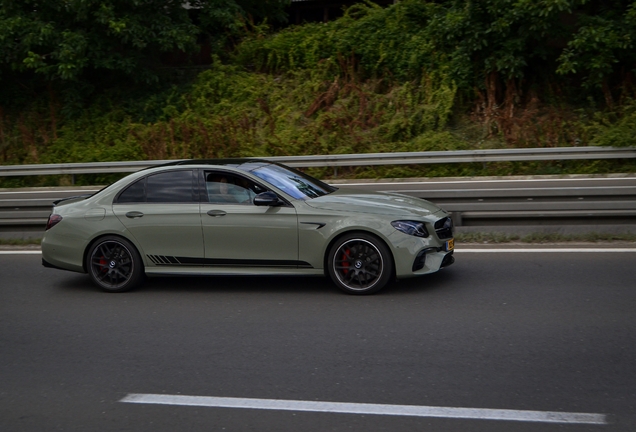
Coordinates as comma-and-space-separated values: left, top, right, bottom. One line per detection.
147, 255, 312, 269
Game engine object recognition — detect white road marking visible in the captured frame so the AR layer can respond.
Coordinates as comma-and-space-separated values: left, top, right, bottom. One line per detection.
456, 248, 636, 253
0, 250, 42, 254
120, 394, 607, 425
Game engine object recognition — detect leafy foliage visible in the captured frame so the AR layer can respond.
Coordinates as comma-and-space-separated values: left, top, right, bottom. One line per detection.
588, 100, 636, 146
115, 60, 461, 162
557, 1, 636, 91
0, 0, 289, 101
1, 0, 636, 188
1, 0, 197, 83
237, 0, 636, 91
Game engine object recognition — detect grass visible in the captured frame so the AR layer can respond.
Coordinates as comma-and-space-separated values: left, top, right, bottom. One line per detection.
1, 232, 635, 247
0, 238, 42, 246
455, 231, 636, 244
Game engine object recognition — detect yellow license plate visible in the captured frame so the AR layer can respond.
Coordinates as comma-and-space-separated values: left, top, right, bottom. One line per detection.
446, 238, 454, 251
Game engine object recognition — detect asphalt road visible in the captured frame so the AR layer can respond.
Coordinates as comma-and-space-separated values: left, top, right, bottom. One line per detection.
1, 249, 635, 431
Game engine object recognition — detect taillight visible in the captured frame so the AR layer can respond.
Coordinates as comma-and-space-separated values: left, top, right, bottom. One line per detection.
46, 214, 63, 230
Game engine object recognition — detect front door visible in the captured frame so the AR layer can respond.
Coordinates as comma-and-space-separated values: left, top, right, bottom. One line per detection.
201, 171, 300, 268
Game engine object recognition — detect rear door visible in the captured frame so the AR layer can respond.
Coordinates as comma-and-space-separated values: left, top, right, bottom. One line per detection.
113, 169, 204, 265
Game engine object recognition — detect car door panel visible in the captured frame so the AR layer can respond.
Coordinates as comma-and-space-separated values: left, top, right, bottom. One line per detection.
114, 204, 204, 264
200, 203, 300, 267
113, 169, 204, 264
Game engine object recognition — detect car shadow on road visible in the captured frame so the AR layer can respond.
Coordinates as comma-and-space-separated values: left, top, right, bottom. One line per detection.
51, 273, 101, 293
389, 267, 460, 296
50, 273, 320, 294
143, 274, 331, 295
53, 267, 461, 297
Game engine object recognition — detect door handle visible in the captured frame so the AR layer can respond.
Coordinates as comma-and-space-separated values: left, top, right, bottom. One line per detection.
125, 211, 144, 219
207, 210, 227, 217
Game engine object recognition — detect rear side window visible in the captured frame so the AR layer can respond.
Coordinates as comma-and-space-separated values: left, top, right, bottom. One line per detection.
147, 170, 196, 203
117, 178, 145, 203
116, 170, 197, 203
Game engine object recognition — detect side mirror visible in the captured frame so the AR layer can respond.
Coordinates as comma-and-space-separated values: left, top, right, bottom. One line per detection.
254, 191, 283, 207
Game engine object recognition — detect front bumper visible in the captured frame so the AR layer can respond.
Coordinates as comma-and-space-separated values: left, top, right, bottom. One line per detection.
412, 247, 454, 272
389, 231, 454, 278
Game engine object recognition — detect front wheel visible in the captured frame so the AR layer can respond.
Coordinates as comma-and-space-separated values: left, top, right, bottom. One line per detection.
327, 233, 394, 295
87, 236, 144, 292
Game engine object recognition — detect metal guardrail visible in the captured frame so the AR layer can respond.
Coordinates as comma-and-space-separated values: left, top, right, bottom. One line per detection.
1, 147, 635, 236
2, 177, 636, 236
1, 146, 635, 177
346, 177, 636, 227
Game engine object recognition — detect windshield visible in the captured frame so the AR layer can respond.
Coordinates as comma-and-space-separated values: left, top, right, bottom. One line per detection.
248, 163, 336, 200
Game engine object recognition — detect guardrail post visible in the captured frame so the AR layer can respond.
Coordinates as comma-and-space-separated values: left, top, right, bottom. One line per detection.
451, 211, 463, 227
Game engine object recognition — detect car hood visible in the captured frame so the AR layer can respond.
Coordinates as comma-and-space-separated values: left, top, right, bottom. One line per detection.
304, 188, 443, 217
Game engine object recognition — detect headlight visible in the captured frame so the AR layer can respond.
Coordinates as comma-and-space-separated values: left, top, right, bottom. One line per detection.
391, 220, 429, 238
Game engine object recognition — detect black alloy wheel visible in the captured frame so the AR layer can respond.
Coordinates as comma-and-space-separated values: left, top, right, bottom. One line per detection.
327, 233, 393, 295
87, 236, 143, 292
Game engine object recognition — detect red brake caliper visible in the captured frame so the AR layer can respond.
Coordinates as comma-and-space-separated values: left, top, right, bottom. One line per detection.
341, 248, 350, 274
99, 256, 107, 273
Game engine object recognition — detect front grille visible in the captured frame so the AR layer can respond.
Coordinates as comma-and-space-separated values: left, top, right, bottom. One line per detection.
434, 216, 453, 239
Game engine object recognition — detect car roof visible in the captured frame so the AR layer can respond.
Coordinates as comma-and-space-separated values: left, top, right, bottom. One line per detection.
154, 158, 276, 168
152, 158, 275, 172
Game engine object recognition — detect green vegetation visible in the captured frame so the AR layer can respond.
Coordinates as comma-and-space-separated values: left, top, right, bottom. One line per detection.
0, 237, 42, 246
1, 0, 636, 187
455, 231, 636, 244
6, 232, 635, 246
0, 1, 288, 87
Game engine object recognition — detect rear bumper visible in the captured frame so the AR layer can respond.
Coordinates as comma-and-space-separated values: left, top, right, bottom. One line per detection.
42, 257, 82, 273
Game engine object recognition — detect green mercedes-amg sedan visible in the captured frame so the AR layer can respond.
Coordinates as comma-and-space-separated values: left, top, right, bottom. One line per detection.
41, 160, 454, 294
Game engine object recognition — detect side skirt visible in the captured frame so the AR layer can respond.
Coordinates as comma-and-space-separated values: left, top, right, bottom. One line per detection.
145, 267, 324, 277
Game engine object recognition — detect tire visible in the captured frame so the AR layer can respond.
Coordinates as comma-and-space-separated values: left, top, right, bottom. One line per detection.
87, 236, 144, 293
327, 233, 394, 295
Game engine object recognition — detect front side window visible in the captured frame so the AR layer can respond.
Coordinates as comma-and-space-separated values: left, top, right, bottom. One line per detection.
205, 172, 266, 205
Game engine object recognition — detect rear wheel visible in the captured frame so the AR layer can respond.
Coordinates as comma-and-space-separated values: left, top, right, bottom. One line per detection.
87, 236, 144, 292
327, 233, 393, 295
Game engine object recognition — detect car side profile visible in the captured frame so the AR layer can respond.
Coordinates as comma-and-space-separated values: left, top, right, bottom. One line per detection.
41, 159, 454, 294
